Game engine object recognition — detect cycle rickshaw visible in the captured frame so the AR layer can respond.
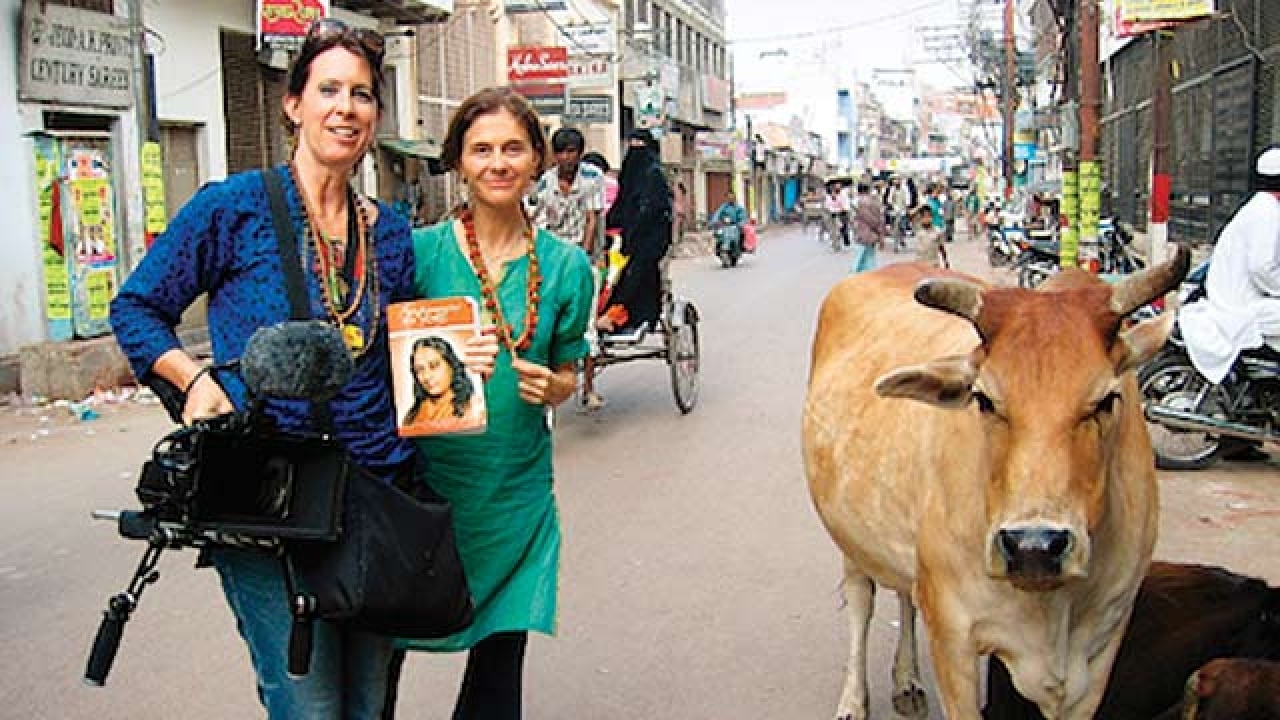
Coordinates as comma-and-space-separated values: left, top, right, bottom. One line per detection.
581, 250, 701, 414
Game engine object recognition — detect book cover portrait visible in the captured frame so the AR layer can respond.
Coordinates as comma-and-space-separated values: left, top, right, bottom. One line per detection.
388, 297, 487, 437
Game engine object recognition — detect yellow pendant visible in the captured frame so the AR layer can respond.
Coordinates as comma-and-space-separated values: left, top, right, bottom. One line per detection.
342, 323, 365, 352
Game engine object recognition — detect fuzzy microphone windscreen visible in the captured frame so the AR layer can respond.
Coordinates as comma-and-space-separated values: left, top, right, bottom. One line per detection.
240, 321, 354, 402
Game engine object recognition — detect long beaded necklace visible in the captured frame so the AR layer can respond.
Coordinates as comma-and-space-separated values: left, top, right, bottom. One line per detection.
288, 164, 380, 356
460, 208, 541, 354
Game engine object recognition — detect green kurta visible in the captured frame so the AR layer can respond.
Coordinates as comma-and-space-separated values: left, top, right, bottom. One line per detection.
400, 220, 593, 652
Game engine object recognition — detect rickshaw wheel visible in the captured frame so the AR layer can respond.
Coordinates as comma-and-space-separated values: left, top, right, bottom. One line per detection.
667, 303, 700, 414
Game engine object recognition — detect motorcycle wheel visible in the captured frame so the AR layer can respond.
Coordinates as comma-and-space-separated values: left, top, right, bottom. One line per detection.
988, 236, 1008, 267
988, 245, 1004, 267
1137, 349, 1227, 470
1018, 262, 1054, 289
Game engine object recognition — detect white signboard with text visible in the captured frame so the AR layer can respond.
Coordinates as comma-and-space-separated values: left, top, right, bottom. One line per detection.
19, 2, 135, 109
561, 24, 614, 56
568, 56, 614, 88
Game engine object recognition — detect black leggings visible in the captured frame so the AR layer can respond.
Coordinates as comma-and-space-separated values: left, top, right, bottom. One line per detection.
383, 632, 528, 720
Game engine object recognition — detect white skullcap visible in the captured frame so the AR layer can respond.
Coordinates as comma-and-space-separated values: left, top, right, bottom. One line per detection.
1256, 146, 1280, 177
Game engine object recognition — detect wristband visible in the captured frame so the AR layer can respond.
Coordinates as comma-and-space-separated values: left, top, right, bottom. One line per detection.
183, 366, 213, 396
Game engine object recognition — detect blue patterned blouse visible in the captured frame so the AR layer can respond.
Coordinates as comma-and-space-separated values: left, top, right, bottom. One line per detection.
110, 166, 417, 479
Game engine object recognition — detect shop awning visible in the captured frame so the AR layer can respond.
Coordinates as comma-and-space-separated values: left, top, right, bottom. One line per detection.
336, 0, 451, 24
379, 137, 445, 174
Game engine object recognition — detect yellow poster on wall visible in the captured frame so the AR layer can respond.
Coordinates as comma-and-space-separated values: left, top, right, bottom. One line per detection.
43, 249, 71, 320
141, 141, 168, 235
86, 268, 114, 321
33, 141, 72, 323
1119, 0, 1214, 23
72, 178, 116, 263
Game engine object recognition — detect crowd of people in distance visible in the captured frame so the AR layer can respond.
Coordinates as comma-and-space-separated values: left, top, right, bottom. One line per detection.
802, 173, 971, 272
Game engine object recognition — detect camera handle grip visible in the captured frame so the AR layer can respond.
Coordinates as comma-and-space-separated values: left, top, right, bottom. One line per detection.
83, 540, 163, 687
84, 593, 132, 686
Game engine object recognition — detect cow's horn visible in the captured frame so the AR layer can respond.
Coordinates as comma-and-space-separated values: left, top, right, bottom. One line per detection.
915, 279, 983, 324
1109, 244, 1191, 317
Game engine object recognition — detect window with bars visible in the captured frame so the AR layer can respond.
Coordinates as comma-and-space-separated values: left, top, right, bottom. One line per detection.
1100, 4, 1280, 244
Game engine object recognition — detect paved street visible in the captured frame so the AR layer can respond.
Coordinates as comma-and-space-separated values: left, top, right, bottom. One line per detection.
1, 224, 1277, 719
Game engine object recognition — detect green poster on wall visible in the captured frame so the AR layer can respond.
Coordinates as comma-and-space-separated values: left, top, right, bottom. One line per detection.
86, 268, 113, 321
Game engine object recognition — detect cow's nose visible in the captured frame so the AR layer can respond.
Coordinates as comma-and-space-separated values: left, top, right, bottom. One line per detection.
997, 527, 1074, 584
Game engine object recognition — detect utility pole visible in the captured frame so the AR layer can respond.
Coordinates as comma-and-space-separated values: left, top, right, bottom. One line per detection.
747, 113, 757, 221
1078, 0, 1101, 272
1003, 0, 1017, 199
1060, 0, 1080, 269
1147, 30, 1173, 266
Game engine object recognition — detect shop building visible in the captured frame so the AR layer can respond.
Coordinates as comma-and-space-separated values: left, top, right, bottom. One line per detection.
2, 0, 447, 396
617, 0, 730, 225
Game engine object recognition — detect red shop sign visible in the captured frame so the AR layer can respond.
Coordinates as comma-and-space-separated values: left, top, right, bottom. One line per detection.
260, 0, 328, 43
507, 46, 569, 84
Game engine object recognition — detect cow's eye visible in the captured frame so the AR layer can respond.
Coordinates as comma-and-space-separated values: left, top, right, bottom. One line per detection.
1094, 391, 1121, 416
972, 391, 996, 415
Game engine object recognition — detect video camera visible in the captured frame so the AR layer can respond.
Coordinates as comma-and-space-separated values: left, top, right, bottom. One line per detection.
84, 321, 354, 686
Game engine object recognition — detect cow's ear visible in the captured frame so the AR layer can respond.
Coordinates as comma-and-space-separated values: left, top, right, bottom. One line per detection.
874, 354, 977, 408
1113, 296, 1177, 374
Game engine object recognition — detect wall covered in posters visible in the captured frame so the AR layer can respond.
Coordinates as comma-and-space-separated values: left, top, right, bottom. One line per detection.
32, 133, 121, 340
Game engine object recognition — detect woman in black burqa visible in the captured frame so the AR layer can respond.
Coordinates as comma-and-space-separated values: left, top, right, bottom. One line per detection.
598, 129, 673, 332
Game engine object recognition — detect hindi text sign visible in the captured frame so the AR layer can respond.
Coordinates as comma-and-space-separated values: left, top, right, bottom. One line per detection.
258, 0, 329, 51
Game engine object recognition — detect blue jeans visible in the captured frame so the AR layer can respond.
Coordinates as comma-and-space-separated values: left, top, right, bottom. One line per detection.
850, 243, 878, 274
214, 548, 394, 719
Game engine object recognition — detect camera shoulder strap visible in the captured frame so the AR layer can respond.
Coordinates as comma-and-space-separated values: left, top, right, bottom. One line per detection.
262, 168, 336, 432
262, 168, 311, 322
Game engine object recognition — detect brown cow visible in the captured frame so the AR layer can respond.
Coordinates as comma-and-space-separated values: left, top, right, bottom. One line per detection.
1178, 658, 1280, 719
985, 561, 1280, 719
803, 248, 1189, 720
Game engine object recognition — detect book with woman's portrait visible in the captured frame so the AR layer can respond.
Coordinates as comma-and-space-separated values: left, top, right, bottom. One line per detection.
388, 296, 487, 437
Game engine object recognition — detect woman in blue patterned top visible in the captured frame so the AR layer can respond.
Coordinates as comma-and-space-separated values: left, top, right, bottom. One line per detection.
109, 20, 495, 719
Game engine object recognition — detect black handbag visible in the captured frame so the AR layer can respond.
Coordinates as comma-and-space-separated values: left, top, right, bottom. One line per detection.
261, 168, 474, 676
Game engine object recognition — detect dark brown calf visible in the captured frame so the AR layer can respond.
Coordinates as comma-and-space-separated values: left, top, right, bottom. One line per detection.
984, 562, 1280, 719
1179, 658, 1280, 719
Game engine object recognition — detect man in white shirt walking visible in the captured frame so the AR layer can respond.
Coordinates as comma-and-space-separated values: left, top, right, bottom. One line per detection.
530, 127, 607, 410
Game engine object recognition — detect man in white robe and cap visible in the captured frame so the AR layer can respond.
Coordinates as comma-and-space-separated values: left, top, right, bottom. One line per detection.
1179, 144, 1280, 385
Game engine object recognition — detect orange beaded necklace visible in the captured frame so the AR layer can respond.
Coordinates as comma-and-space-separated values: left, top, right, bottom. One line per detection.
288, 163, 379, 356
459, 208, 541, 354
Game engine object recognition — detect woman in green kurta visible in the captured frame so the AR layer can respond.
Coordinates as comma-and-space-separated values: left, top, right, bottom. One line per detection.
390, 88, 593, 719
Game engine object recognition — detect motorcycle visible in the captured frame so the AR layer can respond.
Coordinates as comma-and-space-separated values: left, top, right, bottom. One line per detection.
1098, 216, 1144, 275
1014, 227, 1060, 289
985, 204, 1023, 268
1138, 260, 1279, 470
713, 216, 744, 268
1011, 215, 1146, 289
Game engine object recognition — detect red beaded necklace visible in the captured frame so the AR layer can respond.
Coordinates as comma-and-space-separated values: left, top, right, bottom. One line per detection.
460, 208, 541, 354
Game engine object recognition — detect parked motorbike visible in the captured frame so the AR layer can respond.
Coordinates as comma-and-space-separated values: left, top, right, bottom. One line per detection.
1098, 217, 1144, 275
986, 205, 1024, 268
1138, 260, 1279, 470
1014, 228, 1060, 289
1011, 215, 1145, 289
713, 217, 744, 268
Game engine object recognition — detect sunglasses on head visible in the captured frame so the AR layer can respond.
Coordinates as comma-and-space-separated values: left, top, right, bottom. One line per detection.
305, 18, 385, 65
